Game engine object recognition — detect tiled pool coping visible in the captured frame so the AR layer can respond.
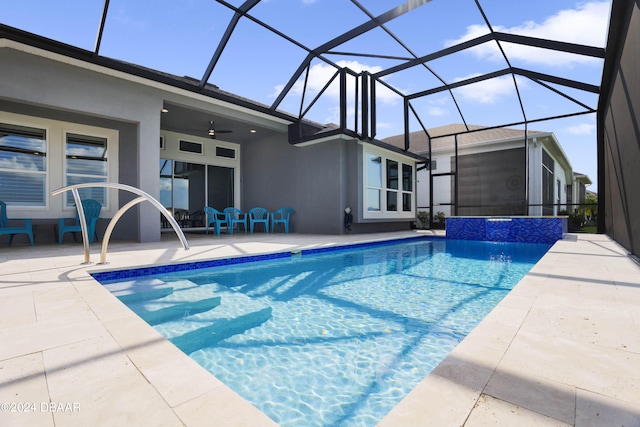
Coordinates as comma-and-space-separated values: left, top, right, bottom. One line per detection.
91, 234, 437, 282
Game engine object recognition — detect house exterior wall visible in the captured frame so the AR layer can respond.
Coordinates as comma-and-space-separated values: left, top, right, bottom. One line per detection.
241, 136, 415, 234
416, 136, 575, 220
1, 46, 162, 242
416, 139, 528, 219
1, 43, 418, 240
241, 134, 347, 234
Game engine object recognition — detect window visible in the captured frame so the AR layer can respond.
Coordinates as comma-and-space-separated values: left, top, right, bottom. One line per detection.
542, 150, 554, 215
366, 153, 382, 211
0, 123, 47, 206
179, 140, 203, 154
216, 146, 235, 159
402, 164, 413, 212
65, 133, 108, 206
386, 159, 398, 211
364, 147, 415, 218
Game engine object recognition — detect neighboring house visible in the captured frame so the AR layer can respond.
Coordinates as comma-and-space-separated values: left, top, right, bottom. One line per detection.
385, 124, 591, 220
571, 173, 593, 211
0, 39, 421, 243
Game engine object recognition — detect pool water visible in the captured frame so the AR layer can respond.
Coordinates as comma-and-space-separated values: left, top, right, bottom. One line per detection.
100, 238, 551, 426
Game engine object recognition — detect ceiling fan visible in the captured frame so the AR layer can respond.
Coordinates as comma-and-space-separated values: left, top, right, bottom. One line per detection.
207, 121, 232, 139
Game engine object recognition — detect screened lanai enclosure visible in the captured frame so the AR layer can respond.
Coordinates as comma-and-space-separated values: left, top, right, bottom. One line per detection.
0, 0, 627, 241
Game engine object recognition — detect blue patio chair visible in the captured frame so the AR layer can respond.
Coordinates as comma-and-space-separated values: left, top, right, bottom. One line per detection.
58, 199, 102, 244
203, 206, 229, 236
0, 200, 34, 246
248, 207, 270, 233
271, 207, 294, 233
223, 207, 247, 235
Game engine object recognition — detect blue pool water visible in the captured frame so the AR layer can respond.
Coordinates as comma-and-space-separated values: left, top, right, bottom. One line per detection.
97, 237, 551, 426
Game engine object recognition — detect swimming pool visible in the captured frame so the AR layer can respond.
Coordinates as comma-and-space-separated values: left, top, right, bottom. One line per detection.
96, 237, 551, 426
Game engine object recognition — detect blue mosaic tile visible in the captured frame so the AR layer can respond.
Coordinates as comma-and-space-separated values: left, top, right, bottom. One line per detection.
91, 251, 291, 282
509, 218, 563, 244
92, 236, 439, 283
301, 235, 434, 255
446, 217, 487, 241
446, 217, 565, 244
486, 219, 511, 242
445, 217, 485, 241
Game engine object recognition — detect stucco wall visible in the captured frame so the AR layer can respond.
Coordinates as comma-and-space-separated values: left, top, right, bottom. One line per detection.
600, 0, 640, 257
1, 47, 164, 242
241, 135, 348, 234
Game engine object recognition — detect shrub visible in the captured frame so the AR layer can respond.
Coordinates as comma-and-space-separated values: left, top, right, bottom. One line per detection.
567, 211, 585, 232
433, 211, 446, 229
416, 211, 429, 229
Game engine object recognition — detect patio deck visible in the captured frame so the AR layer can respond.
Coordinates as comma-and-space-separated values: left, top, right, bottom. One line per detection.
0, 231, 639, 426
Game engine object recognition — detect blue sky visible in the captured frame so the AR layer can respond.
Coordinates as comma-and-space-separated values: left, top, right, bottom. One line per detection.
0, 0, 612, 189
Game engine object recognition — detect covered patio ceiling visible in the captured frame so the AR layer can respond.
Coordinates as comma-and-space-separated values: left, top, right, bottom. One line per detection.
0, 0, 610, 147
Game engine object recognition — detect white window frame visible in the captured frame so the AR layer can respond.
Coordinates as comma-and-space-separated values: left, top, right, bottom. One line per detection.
0, 112, 119, 217
62, 126, 118, 213
63, 131, 111, 209
160, 130, 241, 209
362, 144, 416, 220
0, 121, 48, 208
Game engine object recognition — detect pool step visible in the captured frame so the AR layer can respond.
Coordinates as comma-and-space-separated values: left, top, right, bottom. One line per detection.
104, 278, 273, 353
170, 306, 273, 354
137, 296, 222, 326
103, 278, 174, 304
154, 282, 273, 354
125, 280, 220, 325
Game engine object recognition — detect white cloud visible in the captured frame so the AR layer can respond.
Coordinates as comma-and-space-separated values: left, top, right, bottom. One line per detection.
428, 106, 447, 116
422, 96, 451, 116
452, 74, 519, 104
273, 60, 401, 105
445, 1, 610, 67
566, 123, 595, 135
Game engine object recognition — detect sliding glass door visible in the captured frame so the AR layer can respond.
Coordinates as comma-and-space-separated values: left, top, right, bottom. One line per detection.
160, 159, 235, 228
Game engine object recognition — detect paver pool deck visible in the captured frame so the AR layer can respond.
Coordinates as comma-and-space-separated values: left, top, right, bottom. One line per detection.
1, 231, 639, 426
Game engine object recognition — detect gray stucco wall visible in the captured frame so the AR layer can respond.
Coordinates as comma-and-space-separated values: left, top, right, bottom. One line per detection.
241, 135, 414, 235
1, 47, 163, 242
241, 135, 347, 234
600, 0, 640, 258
